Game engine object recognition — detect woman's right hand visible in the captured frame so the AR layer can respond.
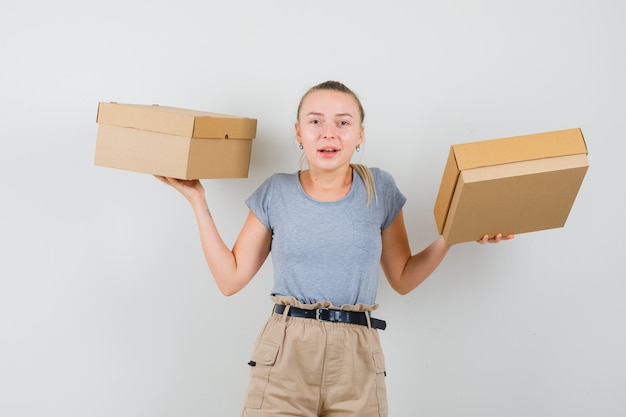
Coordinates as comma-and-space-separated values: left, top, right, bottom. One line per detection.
154, 175, 206, 205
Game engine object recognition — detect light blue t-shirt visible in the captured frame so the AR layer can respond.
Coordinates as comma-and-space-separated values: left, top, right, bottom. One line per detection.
245, 167, 406, 307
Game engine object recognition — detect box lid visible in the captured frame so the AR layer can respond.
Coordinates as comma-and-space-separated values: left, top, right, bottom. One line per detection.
96, 102, 257, 139
434, 128, 589, 240
452, 128, 587, 170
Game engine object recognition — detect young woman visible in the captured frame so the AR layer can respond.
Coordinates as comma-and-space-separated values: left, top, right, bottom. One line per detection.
156, 81, 512, 417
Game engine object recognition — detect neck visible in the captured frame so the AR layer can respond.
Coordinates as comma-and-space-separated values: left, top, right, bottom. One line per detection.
300, 165, 353, 201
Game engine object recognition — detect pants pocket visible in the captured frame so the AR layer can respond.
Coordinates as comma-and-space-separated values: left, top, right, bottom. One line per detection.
243, 339, 280, 409
372, 350, 389, 417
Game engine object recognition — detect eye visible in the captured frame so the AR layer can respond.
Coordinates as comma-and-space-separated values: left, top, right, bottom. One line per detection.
338, 120, 350, 127
310, 119, 321, 125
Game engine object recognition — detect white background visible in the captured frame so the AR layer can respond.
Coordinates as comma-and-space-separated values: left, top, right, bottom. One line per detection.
1, 1, 624, 416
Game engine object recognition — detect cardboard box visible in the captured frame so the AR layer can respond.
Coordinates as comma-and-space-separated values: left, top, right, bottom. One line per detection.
94, 102, 257, 179
434, 128, 589, 245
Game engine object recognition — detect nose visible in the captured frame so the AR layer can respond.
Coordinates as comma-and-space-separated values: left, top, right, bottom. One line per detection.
322, 124, 336, 139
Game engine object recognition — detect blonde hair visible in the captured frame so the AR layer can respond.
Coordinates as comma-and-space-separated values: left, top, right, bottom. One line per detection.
297, 81, 377, 207
351, 163, 378, 207
297, 80, 365, 124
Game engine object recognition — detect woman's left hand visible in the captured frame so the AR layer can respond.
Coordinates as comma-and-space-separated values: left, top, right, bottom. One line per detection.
477, 233, 515, 244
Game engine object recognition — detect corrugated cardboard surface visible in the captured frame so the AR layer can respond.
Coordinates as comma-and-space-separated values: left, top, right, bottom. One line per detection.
95, 124, 253, 179
434, 128, 589, 245
94, 102, 257, 179
96, 102, 257, 139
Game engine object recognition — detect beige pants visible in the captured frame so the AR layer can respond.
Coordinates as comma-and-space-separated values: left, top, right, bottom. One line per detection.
241, 296, 388, 417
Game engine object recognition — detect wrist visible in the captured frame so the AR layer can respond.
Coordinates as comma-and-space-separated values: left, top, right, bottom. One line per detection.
189, 194, 209, 213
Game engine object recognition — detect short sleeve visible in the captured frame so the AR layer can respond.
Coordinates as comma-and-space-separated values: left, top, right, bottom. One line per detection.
374, 168, 407, 230
245, 175, 275, 231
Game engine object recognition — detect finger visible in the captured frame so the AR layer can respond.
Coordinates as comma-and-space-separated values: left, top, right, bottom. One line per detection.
154, 175, 169, 184
477, 235, 489, 244
154, 175, 184, 188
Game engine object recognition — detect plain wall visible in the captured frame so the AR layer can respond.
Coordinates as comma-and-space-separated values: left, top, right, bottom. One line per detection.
1, 1, 625, 416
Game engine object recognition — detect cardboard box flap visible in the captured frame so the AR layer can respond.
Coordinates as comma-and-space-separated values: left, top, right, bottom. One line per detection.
434, 148, 460, 233
96, 102, 257, 139
452, 128, 587, 170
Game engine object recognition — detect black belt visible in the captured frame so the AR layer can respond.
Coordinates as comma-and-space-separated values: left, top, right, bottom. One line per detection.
273, 304, 386, 330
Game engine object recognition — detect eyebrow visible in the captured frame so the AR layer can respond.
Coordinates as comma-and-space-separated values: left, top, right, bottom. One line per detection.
305, 111, 354, 118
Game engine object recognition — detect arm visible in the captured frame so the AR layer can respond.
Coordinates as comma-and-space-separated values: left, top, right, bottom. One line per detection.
155, 176, 271, 296
380, 210, 514, 295
380, 210, 450, 295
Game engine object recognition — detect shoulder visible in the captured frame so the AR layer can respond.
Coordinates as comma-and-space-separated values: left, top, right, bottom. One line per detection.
369, 167, 398, 186
257, 172, 297, 187
369, 167, 406, 205
247, 172, 298, 214
250, 172, 299, 199
271, 172, 298, 182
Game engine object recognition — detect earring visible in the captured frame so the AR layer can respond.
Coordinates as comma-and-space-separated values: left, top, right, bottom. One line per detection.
356, 144, 361, 152
299, 143, 304, 150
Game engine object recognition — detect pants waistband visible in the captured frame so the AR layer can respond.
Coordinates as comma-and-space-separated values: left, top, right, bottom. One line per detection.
273, 304, 386, 330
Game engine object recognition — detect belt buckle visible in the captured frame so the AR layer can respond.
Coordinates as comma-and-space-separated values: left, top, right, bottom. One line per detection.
315, 308, 331, 321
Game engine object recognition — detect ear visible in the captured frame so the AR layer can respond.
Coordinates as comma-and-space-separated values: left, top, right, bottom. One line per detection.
294, 122, 301, 141
358, 125, 364, 146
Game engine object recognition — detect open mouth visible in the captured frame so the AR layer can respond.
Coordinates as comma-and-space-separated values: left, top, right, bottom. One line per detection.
319, 147, 339, 153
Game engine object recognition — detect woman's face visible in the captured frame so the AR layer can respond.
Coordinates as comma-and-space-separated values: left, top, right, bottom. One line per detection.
295, 89, 364, 172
